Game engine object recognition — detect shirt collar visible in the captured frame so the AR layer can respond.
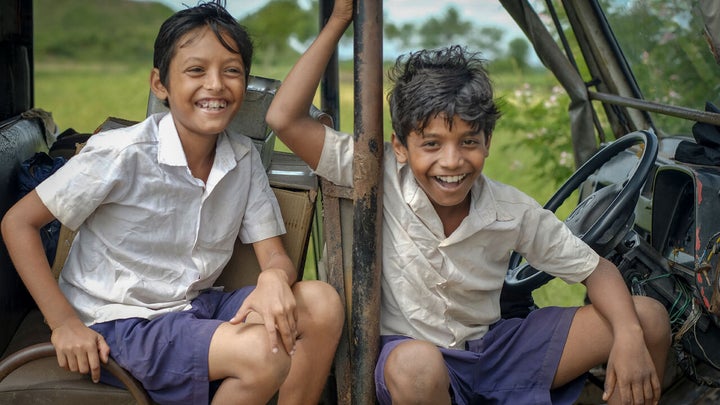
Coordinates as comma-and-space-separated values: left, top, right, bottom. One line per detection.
156, 112, 249, 169
396, 161, 446, 238
396, 158, 506, 239
471, 176, 516, 223
157, 113, 187, 167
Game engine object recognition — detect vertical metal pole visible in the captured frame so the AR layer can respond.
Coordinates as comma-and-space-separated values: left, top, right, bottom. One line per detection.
318, 1, 351, 403
352, 0, 383, 404
320, 0, 340, 128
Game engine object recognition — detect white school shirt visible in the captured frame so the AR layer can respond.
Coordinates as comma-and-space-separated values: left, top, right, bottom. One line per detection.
36, 113, 285, 326
315, 126, 599, 349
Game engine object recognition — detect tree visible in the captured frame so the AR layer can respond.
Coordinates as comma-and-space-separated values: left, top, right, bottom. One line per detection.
469, 26, 505, 59
598, 0, 720, 135
385, 21, 416, 49
418, 7, 473, 49
239, 0, 317, 65
507, 37, 530, 70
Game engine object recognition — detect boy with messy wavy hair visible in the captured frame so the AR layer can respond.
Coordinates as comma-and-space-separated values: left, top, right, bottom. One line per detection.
266, 0, 671, 403
1, 2, 343, 404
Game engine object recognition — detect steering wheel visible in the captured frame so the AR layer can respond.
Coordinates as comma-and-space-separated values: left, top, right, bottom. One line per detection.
502, 130, 658, 297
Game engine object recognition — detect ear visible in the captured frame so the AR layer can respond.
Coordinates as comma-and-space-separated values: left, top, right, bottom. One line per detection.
149, 68, 169, 102
485, 132, 492, 156
391, 133, 408, 164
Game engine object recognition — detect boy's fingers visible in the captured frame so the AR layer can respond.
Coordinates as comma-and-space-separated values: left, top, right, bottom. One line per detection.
97, 335, 110, 364
87, 349, 102, 383
77, 352, 91, 374
55, 351, 68, 369
643, 378, 656, 404
652, 375, 662, 402
602, 371, 616, 401
65, 351, 79, 372
264, 319, 280, 353
276, 315, 295, 354
617, 380, 632, 405
230, 302, 251, 324
630, 381, 645, 405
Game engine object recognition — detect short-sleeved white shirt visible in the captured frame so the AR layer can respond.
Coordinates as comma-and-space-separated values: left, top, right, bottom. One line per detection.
36, 113, 285, 325
315, 126, 599, 349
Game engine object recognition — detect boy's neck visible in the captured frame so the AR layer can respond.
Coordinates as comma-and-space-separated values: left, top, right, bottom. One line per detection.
433, 195, 471, 237
180, 133, 218, 183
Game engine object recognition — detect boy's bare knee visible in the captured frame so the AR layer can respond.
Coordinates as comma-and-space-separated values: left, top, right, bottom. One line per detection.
633, 296, 671, 345
294, 280, 344, 328
239, 336, 292, 389
385, 341, 449, 400
215, 349, 289, 404
213, 324, 291, 390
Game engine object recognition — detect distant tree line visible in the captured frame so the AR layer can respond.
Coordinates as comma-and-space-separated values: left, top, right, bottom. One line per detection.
33, 0, 531, 70
241, 2, 531, 68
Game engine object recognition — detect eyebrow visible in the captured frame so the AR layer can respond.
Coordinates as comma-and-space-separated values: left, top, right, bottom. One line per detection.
181, 56, 244, 65
418, 129, 482, 138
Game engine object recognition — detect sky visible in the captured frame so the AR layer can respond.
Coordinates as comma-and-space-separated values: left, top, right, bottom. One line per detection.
152, 0, 519, 27
148, 0, 527, 58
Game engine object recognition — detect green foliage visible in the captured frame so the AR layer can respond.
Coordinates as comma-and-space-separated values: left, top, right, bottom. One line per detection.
418, 7, 473, 49
34, 0, 172, 64
239, 0, 318, 66
469, 27, 505, 60
35, 63, 151, 132
596, 0, 720, 136
507, 38, 530, 71
498, 82, 575, 192
383, 6, 531, 64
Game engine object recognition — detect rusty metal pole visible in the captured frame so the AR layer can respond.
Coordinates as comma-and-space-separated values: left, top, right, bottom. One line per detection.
352, 0, 383, 404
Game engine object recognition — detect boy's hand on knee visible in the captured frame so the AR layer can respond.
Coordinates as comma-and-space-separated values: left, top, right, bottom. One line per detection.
603, 335, 661, 404
231, 268, 298, 355
50, 317, 110, 383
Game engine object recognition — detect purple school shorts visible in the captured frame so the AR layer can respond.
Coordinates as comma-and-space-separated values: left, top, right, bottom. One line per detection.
375, 306, 587, 405
90, 286, 254, 405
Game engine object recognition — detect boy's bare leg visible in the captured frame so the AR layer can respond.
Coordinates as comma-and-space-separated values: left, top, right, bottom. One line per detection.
553, 296, 671, 403
209, 322, 292, 405
278, 280, 345, 405
383, 340, 452, 405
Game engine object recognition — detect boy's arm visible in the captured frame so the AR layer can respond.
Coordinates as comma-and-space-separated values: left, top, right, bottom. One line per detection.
266, 0, 353, 170
0, 190, 110, 382
231, 236, 298, 355
583, 257, 661, 403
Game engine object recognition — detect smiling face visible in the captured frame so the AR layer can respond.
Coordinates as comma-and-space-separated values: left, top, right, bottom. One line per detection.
392, 114, 491, 213
150, 25, 246, 142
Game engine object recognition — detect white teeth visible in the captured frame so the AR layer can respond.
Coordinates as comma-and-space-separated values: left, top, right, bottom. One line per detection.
436, 174, 466, 183
197, 100, 227, 109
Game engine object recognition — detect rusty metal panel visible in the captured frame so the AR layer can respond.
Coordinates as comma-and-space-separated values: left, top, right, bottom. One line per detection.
320, 178, 353, 405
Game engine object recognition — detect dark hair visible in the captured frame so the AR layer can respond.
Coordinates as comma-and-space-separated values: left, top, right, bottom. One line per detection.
153, 0, 253, 89
387, 45, 501, 146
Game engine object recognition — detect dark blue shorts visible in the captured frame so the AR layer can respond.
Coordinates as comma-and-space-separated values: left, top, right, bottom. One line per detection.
90, 287, 254, 405
375, 306, 587, 405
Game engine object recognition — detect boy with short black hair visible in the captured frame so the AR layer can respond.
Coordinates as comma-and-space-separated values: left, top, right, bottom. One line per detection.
266, 0, 671, 403
1, 2, 343, 404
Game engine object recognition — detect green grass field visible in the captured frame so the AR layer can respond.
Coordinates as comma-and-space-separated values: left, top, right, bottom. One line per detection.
34, 61, 586, 308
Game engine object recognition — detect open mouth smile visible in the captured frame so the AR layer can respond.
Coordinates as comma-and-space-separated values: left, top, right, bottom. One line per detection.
196, 99, 227, 110
434, 174, 468, 184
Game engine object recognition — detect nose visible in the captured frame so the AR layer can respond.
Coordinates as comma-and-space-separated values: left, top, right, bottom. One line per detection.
439, 145, 463, 169
204, 71, 223, 91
